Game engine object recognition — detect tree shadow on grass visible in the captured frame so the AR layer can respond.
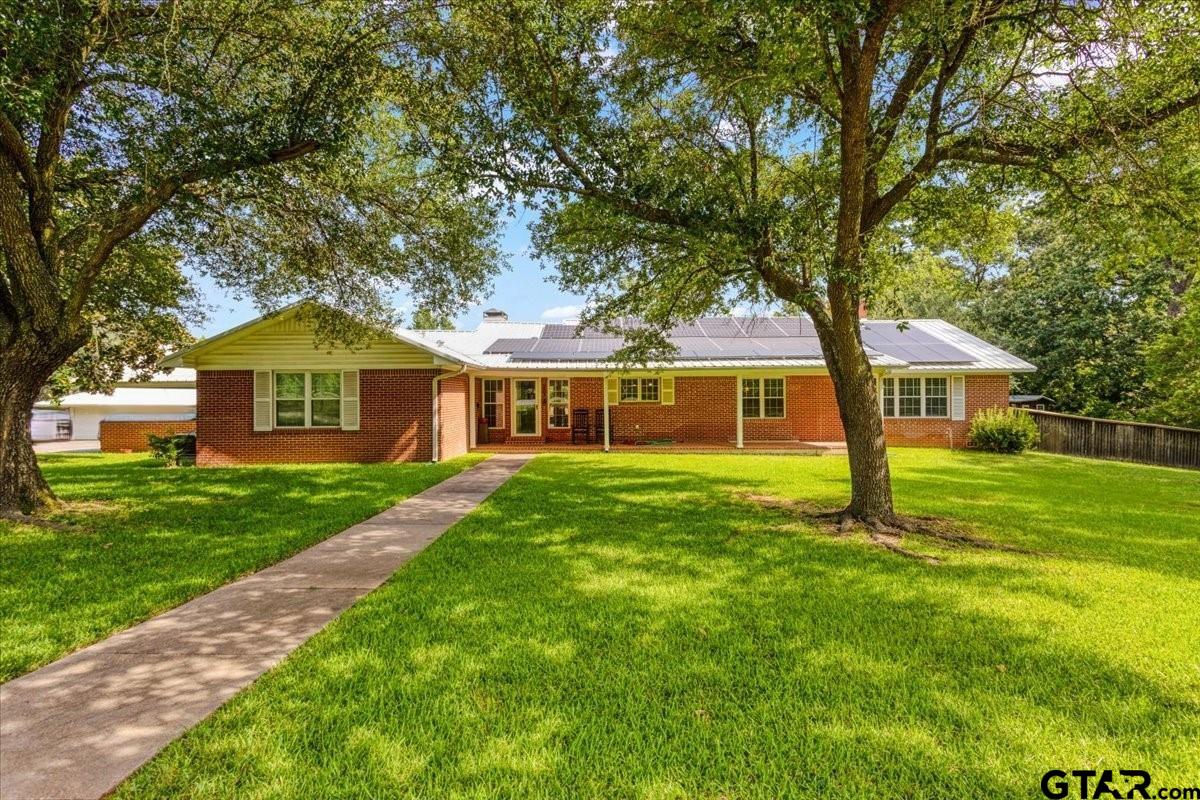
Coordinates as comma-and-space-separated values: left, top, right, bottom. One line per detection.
119, 454, 1200, 799
1, 456, 479, 681
893, 452, 1200, 582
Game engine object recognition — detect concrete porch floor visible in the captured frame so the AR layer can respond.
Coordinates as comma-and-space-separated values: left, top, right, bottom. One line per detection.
472, 440, 848, 455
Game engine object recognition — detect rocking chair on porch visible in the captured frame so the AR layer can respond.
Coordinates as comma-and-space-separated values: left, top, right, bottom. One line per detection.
571, 408, 591, 444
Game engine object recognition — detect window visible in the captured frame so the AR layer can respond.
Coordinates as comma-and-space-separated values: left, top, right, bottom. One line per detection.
620, 377, 660, 402
548, 379, 570, 428
275, 371, 340, 428
311, 373, 341, 427
899, 377, 922, 417
879, 377, 950, 419
741, 378, 760, 419
924, 377, 947, 417
742, 377, 785, 419
275, 373, 306, 427
482, 379, 503, 428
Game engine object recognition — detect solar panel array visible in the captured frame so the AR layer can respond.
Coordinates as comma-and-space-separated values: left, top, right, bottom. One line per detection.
860, 322, 974, 364
484, 318, 976, 364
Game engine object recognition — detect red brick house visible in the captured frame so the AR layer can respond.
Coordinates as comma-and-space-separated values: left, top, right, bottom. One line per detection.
160, 304, 1033, 466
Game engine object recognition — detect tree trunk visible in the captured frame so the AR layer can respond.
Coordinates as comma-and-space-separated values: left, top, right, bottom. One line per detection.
806, 38, 897, 526
0, 333, 79, 515
809, 288, 897, 525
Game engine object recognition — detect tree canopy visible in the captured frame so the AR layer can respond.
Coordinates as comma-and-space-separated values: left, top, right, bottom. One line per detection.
1, 0, 501, 512
417, 0, 1200, 522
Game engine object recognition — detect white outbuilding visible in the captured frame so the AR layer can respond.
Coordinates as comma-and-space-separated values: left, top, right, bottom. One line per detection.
33, 369, 196, 441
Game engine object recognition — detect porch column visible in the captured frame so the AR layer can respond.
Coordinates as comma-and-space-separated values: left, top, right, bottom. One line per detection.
468, 375, 477, 448
735, 373, 744, 449
603, 373, 611, 452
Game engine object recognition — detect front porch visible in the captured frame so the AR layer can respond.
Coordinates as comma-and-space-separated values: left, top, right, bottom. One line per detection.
472, 440, 848, 455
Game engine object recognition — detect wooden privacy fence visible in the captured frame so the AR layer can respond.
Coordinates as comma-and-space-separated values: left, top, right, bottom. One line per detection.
1023, 409, 1200, 470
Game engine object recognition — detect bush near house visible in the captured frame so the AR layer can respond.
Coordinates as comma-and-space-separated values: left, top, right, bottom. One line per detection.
147, 433, 197, 467
969, 407, 1040, 453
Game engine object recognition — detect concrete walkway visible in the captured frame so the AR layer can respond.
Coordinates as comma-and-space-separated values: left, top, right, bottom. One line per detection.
0, 454, 533, 800
32, 439, 100, 454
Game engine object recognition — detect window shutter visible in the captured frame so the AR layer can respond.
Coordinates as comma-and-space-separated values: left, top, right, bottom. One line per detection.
341, 370, 360, 430
660, 376, 675, 405
253, 370, 272, 431
877, 377, 884, 415
951, 376, 966, 421
606, 377, 620, 405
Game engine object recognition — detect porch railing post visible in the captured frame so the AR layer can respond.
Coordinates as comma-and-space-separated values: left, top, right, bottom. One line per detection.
603, 373, 611, 452
736, 374, 744, 449
468, 374, 477, 449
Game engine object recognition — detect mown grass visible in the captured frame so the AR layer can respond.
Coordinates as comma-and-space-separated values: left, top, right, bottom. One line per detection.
0, 452, 485, 681
115, 449, 1200, 799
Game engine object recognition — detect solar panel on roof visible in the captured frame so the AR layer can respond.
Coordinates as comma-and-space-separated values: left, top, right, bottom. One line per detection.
483, 338, 538, 353
539, 324, 579, 339
488, 316, 971, 365
697, 319, 745, 337
860, 324, 974, 363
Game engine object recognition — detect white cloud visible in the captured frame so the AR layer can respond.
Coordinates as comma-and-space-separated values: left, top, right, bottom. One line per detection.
541, 304, 585, 320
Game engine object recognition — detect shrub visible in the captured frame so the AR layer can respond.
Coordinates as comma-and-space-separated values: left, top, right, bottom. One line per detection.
147, 433, 197, 467
968, 408, 1039, 453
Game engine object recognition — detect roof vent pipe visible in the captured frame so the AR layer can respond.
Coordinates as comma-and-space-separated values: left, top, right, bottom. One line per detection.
482, 308, 508, 322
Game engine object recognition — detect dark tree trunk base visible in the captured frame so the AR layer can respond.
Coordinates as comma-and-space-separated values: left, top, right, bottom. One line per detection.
737, 491, 1032, 562
1, 334, 79, 516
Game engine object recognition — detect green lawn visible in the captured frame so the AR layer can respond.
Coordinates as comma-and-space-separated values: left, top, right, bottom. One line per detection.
111, 449, 1200, 799
0, 452, 485, 681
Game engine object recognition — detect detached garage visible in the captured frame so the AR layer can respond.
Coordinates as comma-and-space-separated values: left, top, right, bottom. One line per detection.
34, 370, 196, 447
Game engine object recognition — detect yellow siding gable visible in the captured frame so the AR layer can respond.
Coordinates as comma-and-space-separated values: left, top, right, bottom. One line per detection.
192, 315, 440, 370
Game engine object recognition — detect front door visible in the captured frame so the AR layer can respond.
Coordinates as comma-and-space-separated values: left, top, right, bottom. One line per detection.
512, 379, 539, 435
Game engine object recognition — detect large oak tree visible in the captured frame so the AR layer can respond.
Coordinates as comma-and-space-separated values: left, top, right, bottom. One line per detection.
1, 0, 499, 513
422, 0, 1200, 526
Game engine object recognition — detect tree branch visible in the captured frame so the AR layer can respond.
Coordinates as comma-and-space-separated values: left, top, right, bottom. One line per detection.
65, 139, 320, 319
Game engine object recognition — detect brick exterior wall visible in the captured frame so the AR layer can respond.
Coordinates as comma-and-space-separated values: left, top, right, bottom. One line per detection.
610, 376, 735, 444
882, 373, 1010, 448
472, 372, 1010, 449
99, 420, 196, 453
197, 369, 1011, 462
195, 369, 436, 466
436, 373, 470, 459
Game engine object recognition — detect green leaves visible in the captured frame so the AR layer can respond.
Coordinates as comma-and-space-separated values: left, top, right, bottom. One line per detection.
3, 0, 502, 394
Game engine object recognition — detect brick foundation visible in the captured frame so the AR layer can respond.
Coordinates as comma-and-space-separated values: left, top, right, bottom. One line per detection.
99, 420, 196, 453
196, 369, 436, 465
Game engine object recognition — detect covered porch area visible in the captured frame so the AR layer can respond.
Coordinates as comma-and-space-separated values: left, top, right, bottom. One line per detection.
471, 440, 848, 455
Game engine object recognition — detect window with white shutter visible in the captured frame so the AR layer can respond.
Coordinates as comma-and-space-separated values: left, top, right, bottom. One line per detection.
341, 370, 360, 430
951, 376, 966, 421
253, 370, 273, 431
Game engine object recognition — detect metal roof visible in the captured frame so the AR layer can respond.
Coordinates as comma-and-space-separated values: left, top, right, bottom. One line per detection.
405, 314, 1034, 372
35, 387, 197, 409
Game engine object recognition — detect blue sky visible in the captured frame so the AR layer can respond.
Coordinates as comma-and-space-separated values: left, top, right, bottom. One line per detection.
188, 207, 589, 338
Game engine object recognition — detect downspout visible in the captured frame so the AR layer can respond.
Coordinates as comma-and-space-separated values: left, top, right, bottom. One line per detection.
431, 364, 469, 463
603, 372, 611, 452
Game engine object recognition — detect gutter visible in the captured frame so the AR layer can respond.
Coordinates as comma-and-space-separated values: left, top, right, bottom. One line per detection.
430, 364, 469, 463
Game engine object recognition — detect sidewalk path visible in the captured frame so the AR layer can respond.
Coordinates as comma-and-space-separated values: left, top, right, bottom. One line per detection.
0, 454, 533, 800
